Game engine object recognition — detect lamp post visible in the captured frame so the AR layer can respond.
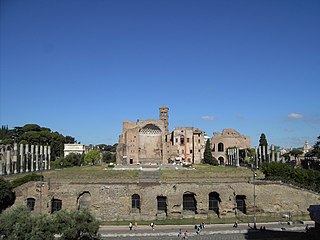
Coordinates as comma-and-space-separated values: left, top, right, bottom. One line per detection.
36, 154, 44, 213
253, 168, 257, 230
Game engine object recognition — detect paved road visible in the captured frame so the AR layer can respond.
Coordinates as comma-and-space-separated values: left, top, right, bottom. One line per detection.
99, 222, 313, 240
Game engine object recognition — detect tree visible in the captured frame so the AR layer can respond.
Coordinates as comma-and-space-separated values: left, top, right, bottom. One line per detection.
203, 139, 217, 165
0, 177, 15, 213
84, 150, 101, 165
0, 124, 77, 160
289, 148, 304, 160
245, 148, 256, 164
0, 206, 100, 240
54, 209, 100, 240
308, 135, 320, 159
102, 152, 116, 163
258, 133, 269, 161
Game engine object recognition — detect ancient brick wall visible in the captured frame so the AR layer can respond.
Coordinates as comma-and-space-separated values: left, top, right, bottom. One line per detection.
14, 179, 320, 221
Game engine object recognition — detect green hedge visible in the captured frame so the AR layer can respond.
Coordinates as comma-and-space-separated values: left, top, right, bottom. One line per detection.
11, 173, 42, 188
261, 162, 320, 193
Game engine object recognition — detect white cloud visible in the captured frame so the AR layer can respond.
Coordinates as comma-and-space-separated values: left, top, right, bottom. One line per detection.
201, 115, 215, 121
287, 113, 304, 119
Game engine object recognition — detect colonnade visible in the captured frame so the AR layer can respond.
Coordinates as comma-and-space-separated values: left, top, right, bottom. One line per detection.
255, 144, 282, 168
226, 145, 282, 168
227, 148, 240, 166
0, 143, 51, 175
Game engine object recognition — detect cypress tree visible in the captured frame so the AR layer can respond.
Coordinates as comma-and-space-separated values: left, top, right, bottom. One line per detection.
204, 139, 213, 164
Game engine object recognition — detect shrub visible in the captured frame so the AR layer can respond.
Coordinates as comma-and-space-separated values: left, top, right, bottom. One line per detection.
0, 206, 100, 240
261, 162, 320, 192
11, 173, 42, 188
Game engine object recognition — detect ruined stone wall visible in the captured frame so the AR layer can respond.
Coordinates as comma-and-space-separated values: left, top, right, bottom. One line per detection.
211, 129, 250, 164
14, 179, 320, 221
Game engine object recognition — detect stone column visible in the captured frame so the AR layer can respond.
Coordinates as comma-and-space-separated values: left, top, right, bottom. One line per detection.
6, 149, 11, 174
39, 145, 43, 171
30, 145, 34, 172
235, 148, 240, 167
20, 144, 24, 173
271, 145, 275, 162
276, 152, 280, 162
35, 145, 39, 171
48, 146, 51, 170
0, 147, 4, 175
13, 143, 18, 174
257, 147, 261, 168
44, 146, 48, 170
25, 144, 29, 173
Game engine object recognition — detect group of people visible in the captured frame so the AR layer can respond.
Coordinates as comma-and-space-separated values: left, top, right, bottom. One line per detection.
178, 229, 189, 239
195, 222, 205, 235
128, 222, 155, 231
128, 222, 138, 231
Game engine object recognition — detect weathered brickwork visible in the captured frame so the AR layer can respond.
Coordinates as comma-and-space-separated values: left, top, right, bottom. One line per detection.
14, 179, 320, 221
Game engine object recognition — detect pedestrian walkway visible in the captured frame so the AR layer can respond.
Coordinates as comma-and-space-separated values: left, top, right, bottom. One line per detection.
99, 222, 313, 239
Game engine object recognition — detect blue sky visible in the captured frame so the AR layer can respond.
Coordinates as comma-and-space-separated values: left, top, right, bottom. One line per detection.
1, 0, 319, 148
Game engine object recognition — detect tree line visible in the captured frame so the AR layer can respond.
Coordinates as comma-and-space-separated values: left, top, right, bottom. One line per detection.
0, 124, 76, 160
261, 162, 320, 193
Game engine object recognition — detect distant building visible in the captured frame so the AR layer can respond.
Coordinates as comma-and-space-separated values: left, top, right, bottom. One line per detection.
211, 129, 250, 166
116, 107, 250, 166
117, 106, 170, 165
169, 127, 205, 164
303, 140, 312, 154
64, 144, 85, 157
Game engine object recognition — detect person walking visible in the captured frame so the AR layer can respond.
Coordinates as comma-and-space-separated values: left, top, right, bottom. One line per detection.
233, 220, 238, 228
150, 222, 155, 231
129, 222, 133, 231
183, 230, 189, 239
134, 222, 138, 231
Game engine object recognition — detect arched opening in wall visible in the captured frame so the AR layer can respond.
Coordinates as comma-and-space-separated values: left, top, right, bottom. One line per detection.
218, 157, 224, 165
26, 197, 35, 211
139, 124, 162, 162
77, 191, 91, 210
51, 198, 62, 213
139, 124, 162, 134
183, 192, 197, 214
130, 158, 133, 164
157, 196, 167, 215
218, 143, 224, 152
209, 192, 221, 216
132, 194, 140, 213
180, 135, 185, 145
236, 195, 246, 214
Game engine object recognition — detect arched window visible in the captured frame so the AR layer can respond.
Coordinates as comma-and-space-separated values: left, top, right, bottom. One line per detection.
236, 195, 246, 214
77, 191, 91, 209
139, 124, 161, 135
209, 192, 221, 215
183, 192, 197, 213
26, 197, 35, 211
180, 135, 185, 145
218, 157, 224, 165
51, 198, 62, 213
132, 194, 140, 211
218, 143, 224, 152
157, 196, 167, 215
